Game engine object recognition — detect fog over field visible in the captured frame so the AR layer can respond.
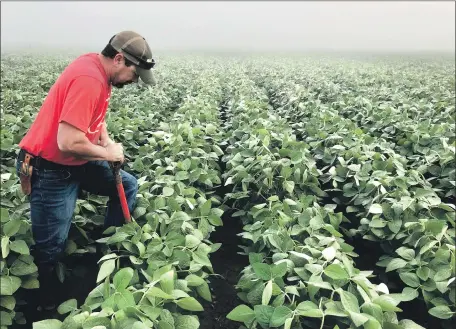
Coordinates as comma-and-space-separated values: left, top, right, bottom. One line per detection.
1, 1, 455, 54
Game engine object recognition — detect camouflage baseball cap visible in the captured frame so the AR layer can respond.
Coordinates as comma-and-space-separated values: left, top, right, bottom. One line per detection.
109, 31, 156, 85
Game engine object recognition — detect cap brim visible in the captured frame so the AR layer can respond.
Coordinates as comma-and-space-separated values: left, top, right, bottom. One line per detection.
137, 67, 156, 86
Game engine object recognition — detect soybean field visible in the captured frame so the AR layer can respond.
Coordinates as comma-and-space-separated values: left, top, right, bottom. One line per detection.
1, 53, 455, 329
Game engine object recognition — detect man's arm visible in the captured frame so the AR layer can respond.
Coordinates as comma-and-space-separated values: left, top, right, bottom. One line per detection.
58, 122, 109, 161
56, 77, 123, 162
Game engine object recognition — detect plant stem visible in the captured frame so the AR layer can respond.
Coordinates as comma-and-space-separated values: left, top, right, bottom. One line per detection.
320, 315, 325, 329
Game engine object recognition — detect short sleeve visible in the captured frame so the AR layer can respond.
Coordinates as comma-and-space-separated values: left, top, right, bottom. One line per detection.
59, 76, 103, 133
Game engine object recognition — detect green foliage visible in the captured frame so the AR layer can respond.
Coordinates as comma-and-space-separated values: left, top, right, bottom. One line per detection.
1, 53, 454, 328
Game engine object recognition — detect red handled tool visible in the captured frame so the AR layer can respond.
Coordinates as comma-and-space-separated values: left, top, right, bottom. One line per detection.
110, 161, 131, 223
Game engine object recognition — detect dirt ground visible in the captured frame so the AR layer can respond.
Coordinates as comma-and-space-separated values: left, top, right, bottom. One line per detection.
199, 211, 249, 329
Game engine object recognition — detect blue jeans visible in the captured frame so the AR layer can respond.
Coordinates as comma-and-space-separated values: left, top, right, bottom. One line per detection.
15, 158, 138, 267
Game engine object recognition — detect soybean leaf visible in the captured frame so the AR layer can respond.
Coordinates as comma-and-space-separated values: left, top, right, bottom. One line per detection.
270, 306, 293, 327
96, 259, 116, 283
428, 305, 454, 319
386, 258, 407, 272
175, 315, 200, 329
337, 289, 359, 313
57, 299, 77, 315
324, 264, 349, 280
113, 267, 134, 291
175, 297, 204, 312
32, 319, 63, 329
252, 263, 272, 280
0, 276, 21, 296
262, 280, 273, 305
226, 305, 255, 323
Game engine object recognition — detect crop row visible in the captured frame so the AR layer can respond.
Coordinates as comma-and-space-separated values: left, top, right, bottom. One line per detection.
255, 75, 455, 323
217, 71, 425, 329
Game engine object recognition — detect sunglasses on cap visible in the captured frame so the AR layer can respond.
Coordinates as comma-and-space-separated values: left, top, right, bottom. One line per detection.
121, 49, 156, 70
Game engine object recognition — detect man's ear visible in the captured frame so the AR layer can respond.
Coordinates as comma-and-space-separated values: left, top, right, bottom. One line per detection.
113, 53, 124, 66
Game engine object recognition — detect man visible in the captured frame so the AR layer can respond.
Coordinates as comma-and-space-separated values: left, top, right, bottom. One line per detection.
15, 31, 156, 315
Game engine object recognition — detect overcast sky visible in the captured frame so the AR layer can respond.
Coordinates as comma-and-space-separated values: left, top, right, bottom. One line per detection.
1, 1, 455, 53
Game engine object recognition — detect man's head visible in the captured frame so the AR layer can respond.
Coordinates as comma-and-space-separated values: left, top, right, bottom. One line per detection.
101, 31, 156, 88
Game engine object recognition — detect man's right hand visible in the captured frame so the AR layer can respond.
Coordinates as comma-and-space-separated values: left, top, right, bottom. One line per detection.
105, 143, 124, 163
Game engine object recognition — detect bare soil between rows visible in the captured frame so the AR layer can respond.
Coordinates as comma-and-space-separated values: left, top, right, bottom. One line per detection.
199, 210, 249, 329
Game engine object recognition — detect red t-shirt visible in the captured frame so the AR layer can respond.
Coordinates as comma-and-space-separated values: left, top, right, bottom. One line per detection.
19, 53, 112, 166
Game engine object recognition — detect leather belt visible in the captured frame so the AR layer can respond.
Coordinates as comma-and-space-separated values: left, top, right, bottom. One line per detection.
17, 149, 71, 171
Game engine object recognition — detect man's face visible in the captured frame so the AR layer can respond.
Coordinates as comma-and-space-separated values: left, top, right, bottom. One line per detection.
111, 54, 139, 88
